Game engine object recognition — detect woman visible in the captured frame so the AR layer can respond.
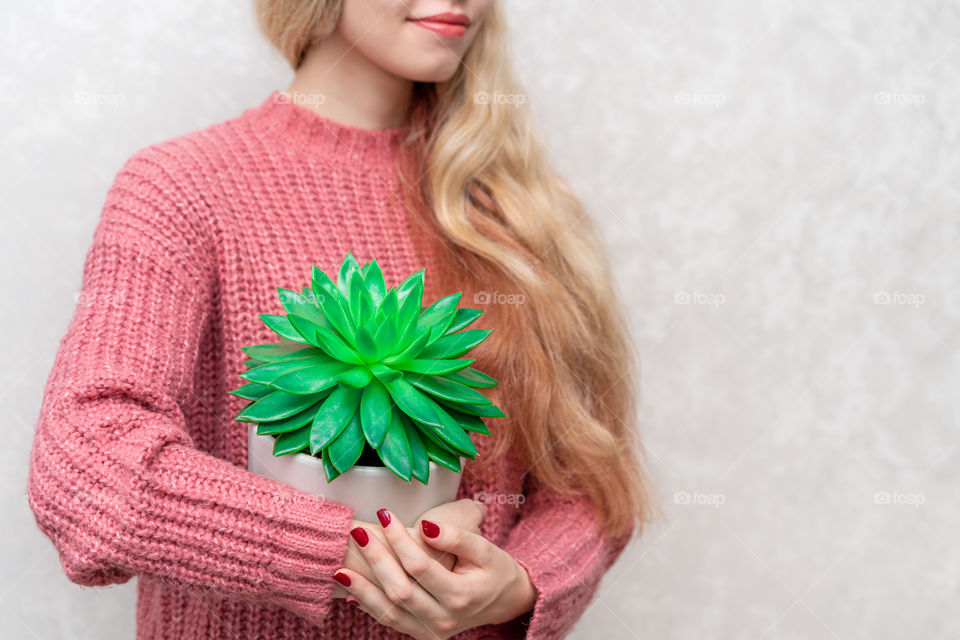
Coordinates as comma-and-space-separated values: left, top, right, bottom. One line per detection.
26, 0, 657, 638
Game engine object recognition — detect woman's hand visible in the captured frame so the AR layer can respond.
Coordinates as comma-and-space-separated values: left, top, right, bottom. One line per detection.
332, 508, 537, 639
331, 499, 486, 599
414, 498, 487, 535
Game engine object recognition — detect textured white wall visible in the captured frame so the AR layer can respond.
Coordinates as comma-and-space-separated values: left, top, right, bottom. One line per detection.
3, 1, 958, 638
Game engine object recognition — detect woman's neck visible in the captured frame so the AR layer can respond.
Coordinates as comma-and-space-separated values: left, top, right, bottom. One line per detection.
286, 33, 413, 131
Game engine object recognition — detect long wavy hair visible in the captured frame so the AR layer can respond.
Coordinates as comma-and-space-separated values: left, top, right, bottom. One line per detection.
254, 0, 658, 539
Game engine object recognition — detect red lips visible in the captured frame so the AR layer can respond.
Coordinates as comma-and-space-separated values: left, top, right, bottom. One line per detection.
411, 12, 469, 25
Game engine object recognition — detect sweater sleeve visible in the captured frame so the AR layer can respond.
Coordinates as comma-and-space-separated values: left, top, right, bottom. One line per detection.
499, 477, 634, 639
25, 149, 356, 625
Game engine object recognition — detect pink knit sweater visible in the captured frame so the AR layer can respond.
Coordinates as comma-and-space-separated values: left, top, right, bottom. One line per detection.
26, 90, 633, 639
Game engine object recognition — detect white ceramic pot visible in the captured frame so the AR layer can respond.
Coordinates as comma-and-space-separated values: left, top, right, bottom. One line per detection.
247, 423, 463, 526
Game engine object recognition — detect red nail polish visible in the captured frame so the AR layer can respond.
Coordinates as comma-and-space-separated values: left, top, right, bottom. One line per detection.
421, 519, 440, 538
350, 527, 369, 547
377, 508, 391, 527
348, 599, 360, 607
333, 571, 351, 587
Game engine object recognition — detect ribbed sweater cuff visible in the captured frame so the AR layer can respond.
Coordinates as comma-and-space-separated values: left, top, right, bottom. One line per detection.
500, 489, 631, 639
143, 443, 357, 620
28, 409, 356, 627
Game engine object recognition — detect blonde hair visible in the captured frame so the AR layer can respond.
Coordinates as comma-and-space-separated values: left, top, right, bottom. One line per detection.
254, 0, 659, 538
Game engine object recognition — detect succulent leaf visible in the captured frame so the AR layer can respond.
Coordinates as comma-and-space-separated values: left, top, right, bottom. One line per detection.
277, 288, 330, 329
377, 405, 412, 481
408, 374, 492, 405
321, 448, 342, 482
273, 425, 311, 455
444, 407, 491, 435
354, 324, 379, 362
314, 327, 364, 364
420, 428, 463, 472
257, 398, 327, 434
418, 329, 491, 359
395, 286, 422, 339
372, 320, 397, 360
228, 381, 273, 400
426, 313, 459, 347
417, 398, 478, 457
444, 366, 499, 389
286, 315, 328, 347
433, 395, 506, 418
240, 355, 331, 385
236, 389, 329, 422
444, 308, 484, 335
241, 343, 320, 362
418, 292, 462, 335
417, 420, 463, 456
401, 415, 430, 483
363, 258, 387, 307
384, 330, 431, 363
311, 265, 339, 299
350, 272, 377, 328
328, 410, 365, 473
395, 269, 425, 308
394, 358, 474, 376
337, 366, 374, 389
346, 274, 367, 327
316, 290, 355, 342
309, 385, 362, 454
377, 287, 399, 319
259, 314, 308, 343
382, 376, 440, 427
360, 379, 392, 448
357, 286, 375, 328
270, 361, 352, 394
337, 252, 363, 298
368, 363, 401, 383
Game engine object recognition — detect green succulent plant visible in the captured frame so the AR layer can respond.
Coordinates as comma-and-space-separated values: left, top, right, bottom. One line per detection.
229, 252, 504, 484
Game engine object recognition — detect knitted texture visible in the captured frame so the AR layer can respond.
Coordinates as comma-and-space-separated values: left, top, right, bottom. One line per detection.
26, 90, 633, 640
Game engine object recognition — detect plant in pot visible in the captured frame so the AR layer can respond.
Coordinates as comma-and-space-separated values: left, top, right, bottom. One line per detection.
229, 252, 505, 525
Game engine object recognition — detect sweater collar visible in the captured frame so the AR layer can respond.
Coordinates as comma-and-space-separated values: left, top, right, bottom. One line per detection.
249, 90, 407, 167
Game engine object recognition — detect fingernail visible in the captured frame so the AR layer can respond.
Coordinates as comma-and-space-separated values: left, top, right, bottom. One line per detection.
376, 508, 391, 527
333, 571, 351, 587
350, 527, 369, 547
348, 599, 360, 607
421, 519, 440, 538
